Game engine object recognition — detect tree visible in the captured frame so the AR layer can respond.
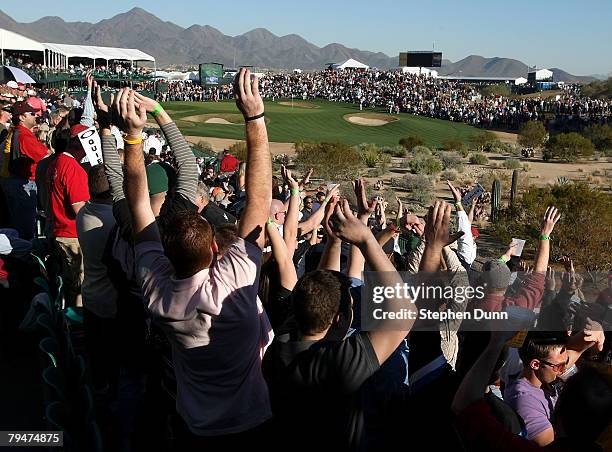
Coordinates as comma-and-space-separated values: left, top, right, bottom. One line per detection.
442, 138, 466, 153
544, 133, 595, 162
581, 77, 612, 100
470, 131, 498, 151
493, 182, 611, 273
399, 135, 425, 151
295, 141, 363, 180
518, 121, 547, 149
582, 124, 612, 154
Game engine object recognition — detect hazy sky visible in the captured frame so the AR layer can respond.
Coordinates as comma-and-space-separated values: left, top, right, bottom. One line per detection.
2, 0, 611, 75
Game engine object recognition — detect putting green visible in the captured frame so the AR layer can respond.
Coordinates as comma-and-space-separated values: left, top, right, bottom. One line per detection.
160, 99, 479, 147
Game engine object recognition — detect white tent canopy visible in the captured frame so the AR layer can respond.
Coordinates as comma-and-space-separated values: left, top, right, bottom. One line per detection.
333, 58, 369, 70
43, 43, 155, 63
0, 28, 45, 53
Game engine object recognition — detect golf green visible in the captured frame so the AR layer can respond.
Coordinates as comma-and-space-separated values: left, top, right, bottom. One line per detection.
160, 99, 480, 147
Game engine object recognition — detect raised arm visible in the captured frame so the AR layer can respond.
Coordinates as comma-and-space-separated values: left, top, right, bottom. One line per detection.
80, 71, 95, 127
235, 69, 271, 248
419, 202, 453, 273
96, 83, 124, 203
533, 206, 561, 273
318, 197, 342, 271
266, 219, 298, 290
281, 165, 300, 258
448, 180, 476, 265
347, 178, 377, 280
134, 92, 198, 204
114, 89, 159, 244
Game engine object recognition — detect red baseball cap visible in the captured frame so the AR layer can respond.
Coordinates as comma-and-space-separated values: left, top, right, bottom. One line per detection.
471, 226, 480, 239
10, 101, 38, 116
70, 124, 89, 137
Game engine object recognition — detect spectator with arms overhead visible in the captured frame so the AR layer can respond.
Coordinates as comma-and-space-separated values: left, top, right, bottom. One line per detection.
117, 69, 273, 449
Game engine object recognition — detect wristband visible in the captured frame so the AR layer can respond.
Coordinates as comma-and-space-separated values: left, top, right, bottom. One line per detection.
266, 218, 275, 225
124, 135, 143, 145
290, 188, 300, 196
151, 103, 164, 117
454, 202, 463, 209
245, 112, 265, 122
498, 255, 509, 264
539, 234, 550, 241
322, 199, 329, 206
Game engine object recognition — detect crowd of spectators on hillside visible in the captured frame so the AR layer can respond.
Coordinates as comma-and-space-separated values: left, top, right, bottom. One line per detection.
1, 69, 611, 452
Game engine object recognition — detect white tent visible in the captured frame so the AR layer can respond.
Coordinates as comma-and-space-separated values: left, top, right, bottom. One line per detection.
514, 77, 528, 85
529, 69, 553, 81
43, 43, 155, 64
333, 58, 369, 70
399, 66, 438, 77
0, 28, 45, 64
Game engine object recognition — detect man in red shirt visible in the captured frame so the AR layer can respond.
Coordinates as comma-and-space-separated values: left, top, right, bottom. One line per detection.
220, 149, 239, 174
1, 101, 50, 239
47, 124, 90, 307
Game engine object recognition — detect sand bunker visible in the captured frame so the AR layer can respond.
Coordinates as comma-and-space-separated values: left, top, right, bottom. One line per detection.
278, 101, 319, 109
181, 114, 244, 124
205, 117, 236, 124
344, 113, 399, 127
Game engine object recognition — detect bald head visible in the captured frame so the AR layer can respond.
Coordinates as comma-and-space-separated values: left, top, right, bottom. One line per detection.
270, 199, 286, 225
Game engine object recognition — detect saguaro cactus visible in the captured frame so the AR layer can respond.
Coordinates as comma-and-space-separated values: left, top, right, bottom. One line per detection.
491, 179, 501, 221
510, 169, 519, 207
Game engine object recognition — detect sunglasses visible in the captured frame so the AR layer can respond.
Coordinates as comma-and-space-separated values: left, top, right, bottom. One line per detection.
539, 356, 569, 372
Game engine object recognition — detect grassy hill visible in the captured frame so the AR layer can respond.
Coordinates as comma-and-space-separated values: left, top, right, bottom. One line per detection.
160, 99, 480, 148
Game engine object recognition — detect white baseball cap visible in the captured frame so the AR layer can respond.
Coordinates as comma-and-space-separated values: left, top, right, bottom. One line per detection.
6, 81, 19, 89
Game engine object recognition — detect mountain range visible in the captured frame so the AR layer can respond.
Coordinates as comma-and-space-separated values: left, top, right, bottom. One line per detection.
0, 7, 599, 82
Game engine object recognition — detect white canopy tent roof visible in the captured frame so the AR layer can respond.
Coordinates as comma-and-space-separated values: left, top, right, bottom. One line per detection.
0, 28, 45, 53
332, 58, 369, 70
43, 43, 155, 63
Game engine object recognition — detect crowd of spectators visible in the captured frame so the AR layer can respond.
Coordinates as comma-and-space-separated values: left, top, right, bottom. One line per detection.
0, 69, 611, 452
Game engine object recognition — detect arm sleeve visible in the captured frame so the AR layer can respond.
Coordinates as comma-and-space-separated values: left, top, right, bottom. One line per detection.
80, 90, 95, 127
456, 210, 476, 265
405, 239, 425, 274
454, 400, 541, 452
507, 273, 545, 311
19, 131, 48, 162
160, 122, 198, 204
101, 134, 125, 203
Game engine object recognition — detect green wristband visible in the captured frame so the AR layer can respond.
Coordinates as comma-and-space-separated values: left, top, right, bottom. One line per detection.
498, 255, 509, 264
322, 199, 329, 206
290, 188, 300, 196
266, 218, 275, 225
151, 103, 164, 117
539, 234, 550, 241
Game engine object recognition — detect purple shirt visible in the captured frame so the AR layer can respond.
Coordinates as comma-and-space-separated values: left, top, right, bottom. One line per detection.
503, 378, 559, 440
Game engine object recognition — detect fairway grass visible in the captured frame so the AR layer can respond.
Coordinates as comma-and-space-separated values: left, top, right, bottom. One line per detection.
161, 99, 480, 147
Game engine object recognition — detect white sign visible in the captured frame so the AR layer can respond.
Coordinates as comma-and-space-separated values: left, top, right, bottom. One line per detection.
78, 127, 103, 166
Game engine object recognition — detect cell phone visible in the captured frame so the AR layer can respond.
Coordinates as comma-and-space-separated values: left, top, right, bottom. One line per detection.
462, 183, 485, 209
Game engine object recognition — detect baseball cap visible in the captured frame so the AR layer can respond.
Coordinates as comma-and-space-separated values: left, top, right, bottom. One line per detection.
6, 81, 18, 89
70, 124, 89, 137
471, 226, 480, 239
10, 101, 38, 116
146, 163, 169, 195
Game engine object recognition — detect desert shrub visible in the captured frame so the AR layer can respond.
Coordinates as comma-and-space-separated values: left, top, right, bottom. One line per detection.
407, 155, 443, 175
396, 173, 434, 191
438, 152, 462, 170
503, 158, 522, 169
469, 153, 488, 165
381, 145, 407, 157
518, 121, 548, 149
399, 135, 425, 151
442, 138, 466, 153
493, 182, 611, 272
411, 145, 432, 156
440, 170, 458, 181
191, 141, 215, 157
295, 141, 363, 180
229, 141, 248, 161
544, 133, 595, 162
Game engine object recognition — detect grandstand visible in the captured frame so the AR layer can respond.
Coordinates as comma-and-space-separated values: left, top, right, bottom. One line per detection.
0, 27, 156, 85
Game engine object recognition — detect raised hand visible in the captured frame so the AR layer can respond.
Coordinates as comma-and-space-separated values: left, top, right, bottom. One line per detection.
330, 198, 373, 245
94, 82, 109, 112
234, 68, 264, 119
322, 196, 340, 241
424, 201, 452, 249
352, 177, 377, 221
85, 70, 94, 91
447, 180, 462, 203
281, 164, 298, 189
540, 206, 561, 236
113, 89, 147, 137
134, 91, 160, 114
